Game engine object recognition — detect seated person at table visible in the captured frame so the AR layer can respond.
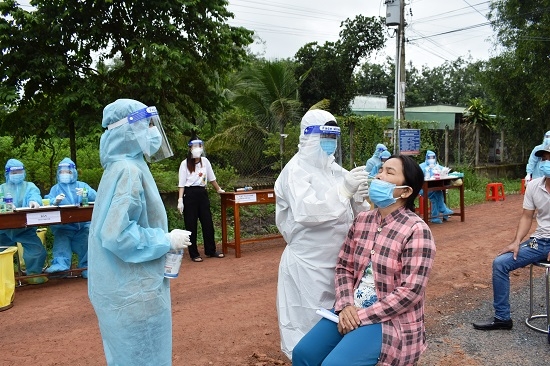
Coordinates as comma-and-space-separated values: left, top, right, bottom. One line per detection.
368, 150, 391, 177
44, 158, 96, 278
292, 154, 436, 366
0, 158, 47, 284
419, 150, 453, 224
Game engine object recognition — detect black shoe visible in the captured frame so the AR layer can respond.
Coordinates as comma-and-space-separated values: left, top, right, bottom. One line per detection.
472, 317, 513, 330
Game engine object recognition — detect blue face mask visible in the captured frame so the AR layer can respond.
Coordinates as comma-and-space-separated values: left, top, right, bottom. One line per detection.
59, 173, 72, 184
320, 138, 337, 155
540, 161, 550, 178
9, 173, 24, 184
369, 179, 408, 208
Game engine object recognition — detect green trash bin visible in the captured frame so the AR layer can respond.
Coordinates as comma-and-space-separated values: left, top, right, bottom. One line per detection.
0, 246, 18, 311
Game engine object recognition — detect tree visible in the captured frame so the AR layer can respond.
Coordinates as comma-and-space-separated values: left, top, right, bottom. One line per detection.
355, 58, 395, 106
463, 98, 492, 166
485, 0, 550, 141
209, 59, 307, 173
295, 15, 386, 115
0, 0, 253, 166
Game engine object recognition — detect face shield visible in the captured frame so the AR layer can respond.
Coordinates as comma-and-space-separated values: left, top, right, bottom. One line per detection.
6, 166, 25, 185
58, 162, 76, 184
107, 106, 173, 163
544, 132, 550, 147
303, 125, 342, 165
188, 139, 205, 159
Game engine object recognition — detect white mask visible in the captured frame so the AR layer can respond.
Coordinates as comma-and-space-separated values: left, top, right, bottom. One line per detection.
191, 147, 203, 158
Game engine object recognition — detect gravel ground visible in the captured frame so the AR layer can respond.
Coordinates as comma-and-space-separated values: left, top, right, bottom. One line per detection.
419, 273, 550, 366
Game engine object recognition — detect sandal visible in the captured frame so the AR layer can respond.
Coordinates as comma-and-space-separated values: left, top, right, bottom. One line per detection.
206, 251, 225, 258
191, 256, 203, 262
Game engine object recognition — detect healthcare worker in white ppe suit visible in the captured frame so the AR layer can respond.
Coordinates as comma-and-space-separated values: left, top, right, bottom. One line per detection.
88, 99, 191, 366
275, 109, 371, 360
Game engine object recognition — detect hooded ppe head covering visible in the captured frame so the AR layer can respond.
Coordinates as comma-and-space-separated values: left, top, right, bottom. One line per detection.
101, 99, 173, 164
374, 143, 387, 158
4, 158, 26, 185
425, 150, 437, 164
298, 110, 341, 167
57, 157, 78, 184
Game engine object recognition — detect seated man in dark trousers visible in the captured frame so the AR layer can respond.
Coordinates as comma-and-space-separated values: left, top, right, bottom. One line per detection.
473, 145, 550, 331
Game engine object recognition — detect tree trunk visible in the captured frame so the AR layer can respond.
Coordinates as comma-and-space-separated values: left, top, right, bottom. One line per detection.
69, 119, 77, 167
475, 124, 480, 166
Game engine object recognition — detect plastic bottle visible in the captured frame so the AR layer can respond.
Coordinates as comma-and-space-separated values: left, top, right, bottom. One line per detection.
164, 249, 184, 278
4, 192, 13, 213
433, 167, 441, 180
81, 188, 89, 207
424, 167, 431, 180
236, 186, 253, 192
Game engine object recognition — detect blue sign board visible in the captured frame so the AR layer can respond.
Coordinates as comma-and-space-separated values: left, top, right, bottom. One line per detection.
399, 129, 421, 155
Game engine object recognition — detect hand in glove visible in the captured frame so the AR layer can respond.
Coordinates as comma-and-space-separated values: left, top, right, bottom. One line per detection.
54, 193, 65, 205
166, 229, 192, 250
355, 181, 369, 198
29, 201, 40, 209
177, 198, 184, 214
217, 188, 225, 193
75, 188, 83, 196
524, 173, 531, 183
340, 166, 370, 198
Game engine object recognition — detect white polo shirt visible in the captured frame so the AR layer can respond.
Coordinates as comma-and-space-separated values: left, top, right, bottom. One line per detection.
178, 157, 216, 188
524, 177, 550, 239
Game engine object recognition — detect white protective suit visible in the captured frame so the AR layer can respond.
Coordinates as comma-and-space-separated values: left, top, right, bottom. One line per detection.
88, 99, 173, 365
275, 110, 370, 359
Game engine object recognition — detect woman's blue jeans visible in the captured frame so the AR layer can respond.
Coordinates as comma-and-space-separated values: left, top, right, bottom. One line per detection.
292, 316, 382, 366
493, 237, 550, 320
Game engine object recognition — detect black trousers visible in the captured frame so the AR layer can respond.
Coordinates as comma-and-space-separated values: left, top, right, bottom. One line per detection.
183, 186, 217, 258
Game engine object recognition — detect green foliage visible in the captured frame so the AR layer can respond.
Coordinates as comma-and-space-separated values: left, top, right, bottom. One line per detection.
263, 124, 300, 171
0, 0, 254, 162
355, 57, 487, 109
484, 0, 550, 141
295, 15, 386, 115
338, 115, 392, 169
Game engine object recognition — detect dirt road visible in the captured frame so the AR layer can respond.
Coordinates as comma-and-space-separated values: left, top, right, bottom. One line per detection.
2, 193, 549, 365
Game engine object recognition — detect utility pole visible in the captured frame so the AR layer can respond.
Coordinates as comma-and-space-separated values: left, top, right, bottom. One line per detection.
399, 0, 406, 124
385, 0, 406, 153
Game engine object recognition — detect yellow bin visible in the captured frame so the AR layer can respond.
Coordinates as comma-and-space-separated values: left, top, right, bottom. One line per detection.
0, 246, 18, 311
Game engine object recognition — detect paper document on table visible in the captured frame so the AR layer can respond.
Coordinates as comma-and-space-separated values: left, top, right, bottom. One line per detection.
316, 308, 339, 323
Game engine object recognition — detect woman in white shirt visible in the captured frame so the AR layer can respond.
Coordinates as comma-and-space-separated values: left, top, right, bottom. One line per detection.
177, 137, 225, 262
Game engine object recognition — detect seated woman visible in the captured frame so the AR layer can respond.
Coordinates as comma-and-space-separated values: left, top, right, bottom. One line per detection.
292, 154, 436, 366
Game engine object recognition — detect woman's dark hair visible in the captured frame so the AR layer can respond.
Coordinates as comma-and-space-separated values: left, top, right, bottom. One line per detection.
186, 135, 202, 173
390, 154, 424, 211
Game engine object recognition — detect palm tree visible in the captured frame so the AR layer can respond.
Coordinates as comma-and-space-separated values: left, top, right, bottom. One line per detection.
463, 98, 492, 166
210, 60, 309, 172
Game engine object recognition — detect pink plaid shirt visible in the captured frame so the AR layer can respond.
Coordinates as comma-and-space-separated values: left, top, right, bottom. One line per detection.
334, 206, 436, 366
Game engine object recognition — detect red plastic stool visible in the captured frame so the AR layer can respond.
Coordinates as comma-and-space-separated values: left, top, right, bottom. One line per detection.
521, 179, 526, 195
486, 183, 505, 201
